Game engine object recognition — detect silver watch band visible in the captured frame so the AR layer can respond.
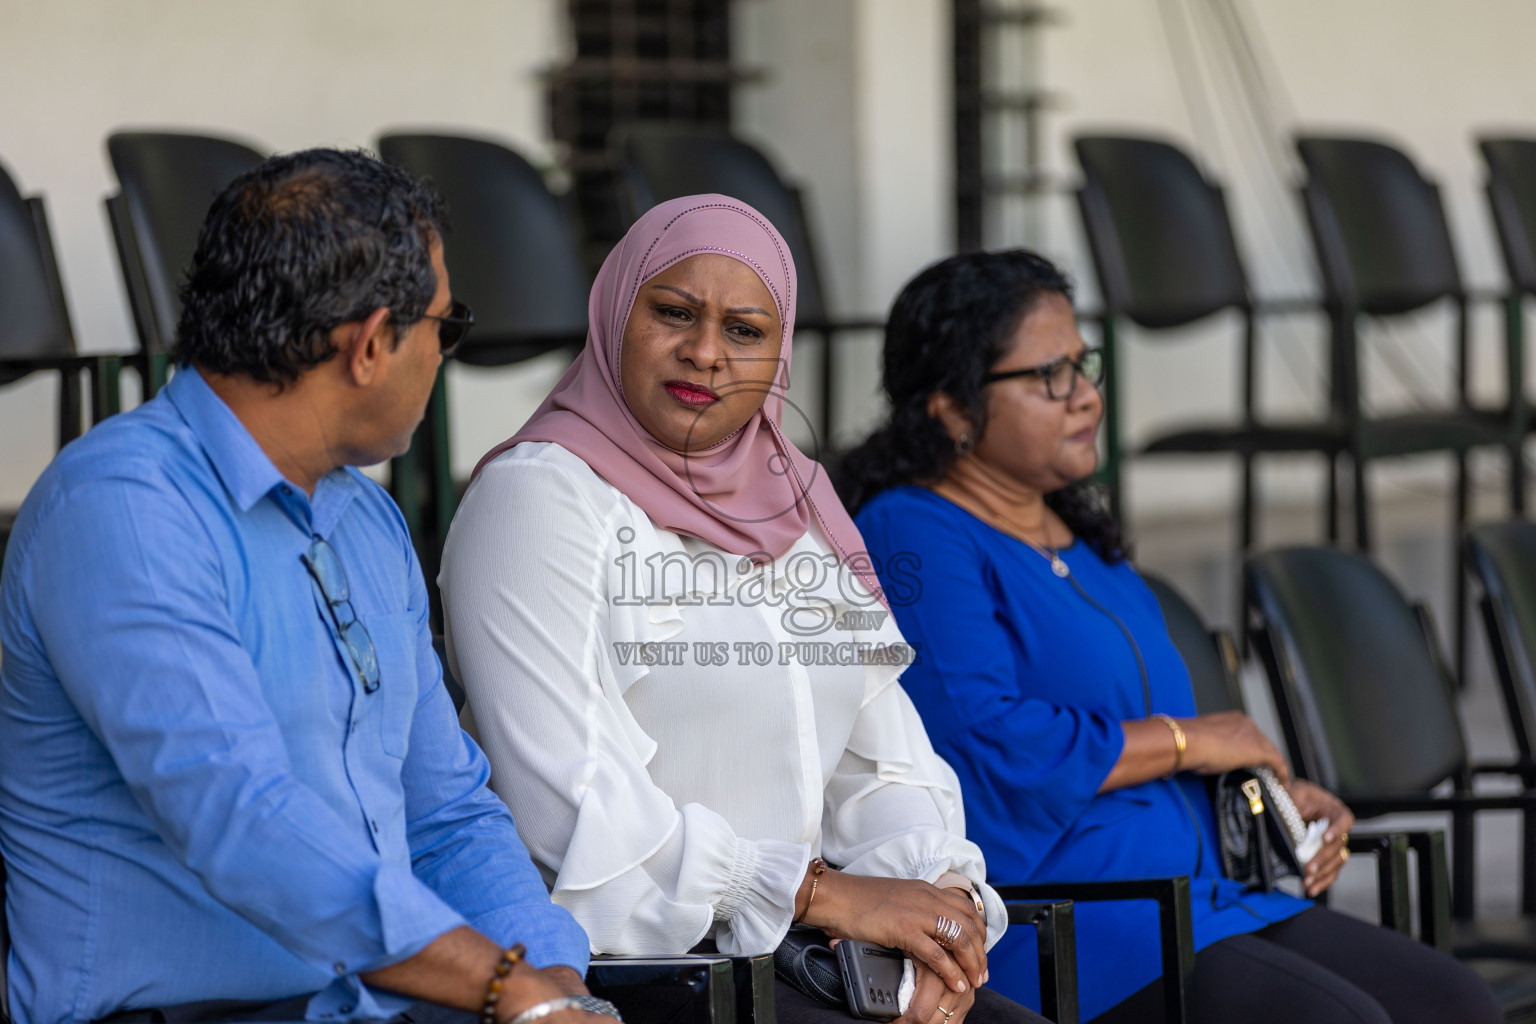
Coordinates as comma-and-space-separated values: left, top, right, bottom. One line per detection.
506, 995, 623, 1024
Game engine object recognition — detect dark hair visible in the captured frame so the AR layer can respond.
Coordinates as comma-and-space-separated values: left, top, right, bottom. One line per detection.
838, 248, 1128, 563
174, 147, 448, 386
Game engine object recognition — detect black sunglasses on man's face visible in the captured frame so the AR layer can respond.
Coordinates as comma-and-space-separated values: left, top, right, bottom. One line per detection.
417, 299, 475, 357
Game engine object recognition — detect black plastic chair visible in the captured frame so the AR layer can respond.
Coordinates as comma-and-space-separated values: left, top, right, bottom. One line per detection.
1143, 571, 1245, 715
1146, 569, 1445, 942
1296, 137, 1521, 680
610, 125, 883, 448
104, 131, 267, 396
1246, 547, 1536, 982
375, 132, 592, 606
0, 157, 121, 563
1464, 522, 1536, 898
1478, 136, 1536, 478
1074, 135, 1342, 549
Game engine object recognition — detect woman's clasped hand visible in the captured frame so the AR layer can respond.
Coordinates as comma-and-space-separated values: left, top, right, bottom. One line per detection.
799, 868, 988, 1024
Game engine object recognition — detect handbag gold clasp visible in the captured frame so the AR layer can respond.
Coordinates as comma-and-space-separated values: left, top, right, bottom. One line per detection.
1241, 778, 1265, 816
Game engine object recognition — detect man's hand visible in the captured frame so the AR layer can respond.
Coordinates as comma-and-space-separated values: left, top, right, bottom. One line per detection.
801, 871, 987, 994
1288, 778, 1356, 898
360, 926, 609, 1024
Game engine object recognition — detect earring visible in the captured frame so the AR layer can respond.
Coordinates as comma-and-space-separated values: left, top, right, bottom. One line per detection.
954, 433, 975, 456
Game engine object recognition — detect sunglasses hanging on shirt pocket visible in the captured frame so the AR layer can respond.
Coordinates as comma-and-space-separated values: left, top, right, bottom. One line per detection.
1208, 766, 1325, 892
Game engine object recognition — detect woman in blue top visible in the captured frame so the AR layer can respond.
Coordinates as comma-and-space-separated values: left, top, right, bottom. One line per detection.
841, 250, 1498, 1024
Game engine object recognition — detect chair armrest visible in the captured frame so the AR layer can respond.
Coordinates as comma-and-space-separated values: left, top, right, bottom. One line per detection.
1469, 760, 1536, 779
996, 877, 1193, 1024
587, 954, 739, 1024
1346, 791, 1536, 815
1005, 900, 1078, 1024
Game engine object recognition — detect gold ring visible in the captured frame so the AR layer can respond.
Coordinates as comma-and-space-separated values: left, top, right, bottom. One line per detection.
937, 1008, 955, 1024
1339, 846, 1351, 864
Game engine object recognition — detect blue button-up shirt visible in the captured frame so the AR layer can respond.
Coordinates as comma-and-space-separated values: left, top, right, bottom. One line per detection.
0, 368, 590, 1024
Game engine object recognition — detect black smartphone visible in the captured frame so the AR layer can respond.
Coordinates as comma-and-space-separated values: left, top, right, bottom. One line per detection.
836, 939, 906, 1021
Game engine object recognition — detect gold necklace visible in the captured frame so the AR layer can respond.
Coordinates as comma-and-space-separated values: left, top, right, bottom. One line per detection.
975, 505, 1069, 578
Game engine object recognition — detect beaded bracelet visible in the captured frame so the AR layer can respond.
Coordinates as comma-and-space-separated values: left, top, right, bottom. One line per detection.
480, 943, 527, 1024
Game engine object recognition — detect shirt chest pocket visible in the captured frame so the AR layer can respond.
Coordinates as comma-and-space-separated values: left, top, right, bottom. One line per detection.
361, 612, 418, 759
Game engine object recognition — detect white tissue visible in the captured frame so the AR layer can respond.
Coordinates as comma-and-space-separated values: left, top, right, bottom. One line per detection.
897, 958, 915, 1013
1296, 817, 1330, 866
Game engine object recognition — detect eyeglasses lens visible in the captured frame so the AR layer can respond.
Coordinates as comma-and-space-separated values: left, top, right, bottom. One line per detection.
1046, 350, 1106, 399
438, 300, 474, 356
308, 541, 349, 603
304, 539, 380, 693
1082, 348, 1105, 385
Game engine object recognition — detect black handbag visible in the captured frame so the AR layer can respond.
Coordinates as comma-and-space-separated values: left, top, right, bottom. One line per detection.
773, 926, 848, 1009
1208, 766, 1307, 892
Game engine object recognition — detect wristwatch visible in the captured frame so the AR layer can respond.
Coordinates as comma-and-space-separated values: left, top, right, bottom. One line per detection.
936, 871, 986, 916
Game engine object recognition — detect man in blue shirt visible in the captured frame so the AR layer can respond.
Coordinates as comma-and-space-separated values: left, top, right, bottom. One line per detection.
0, 150, 605, 1024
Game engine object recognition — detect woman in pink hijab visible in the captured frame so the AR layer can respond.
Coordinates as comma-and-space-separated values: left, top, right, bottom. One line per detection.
440, 196, 1043, 1024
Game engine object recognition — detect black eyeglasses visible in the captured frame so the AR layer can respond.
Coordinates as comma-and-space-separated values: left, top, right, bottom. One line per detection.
418, 299, 475, 357
982, 348, 1104, 401
301, 537, 380, 694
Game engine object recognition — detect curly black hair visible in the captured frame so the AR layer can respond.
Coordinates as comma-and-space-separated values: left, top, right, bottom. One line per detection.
838, 248, 1128, 562
174, 147, 448, 386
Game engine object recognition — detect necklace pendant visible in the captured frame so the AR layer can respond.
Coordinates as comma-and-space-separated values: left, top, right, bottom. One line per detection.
1051, 556, 1069, 578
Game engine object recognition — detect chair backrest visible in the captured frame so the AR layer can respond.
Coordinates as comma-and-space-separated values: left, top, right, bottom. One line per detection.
1245, 546, 1467, 800
611, 125, 829, 324
1142, 572, 1244, 714
0, 158, 74, 366
376, 133, 590, 366
1073, 135, 1250, 329
1479, 137, 1536, 297
106, 131, 266, 353
1295, 136, 1463, 315
1464, 521, 1536, 774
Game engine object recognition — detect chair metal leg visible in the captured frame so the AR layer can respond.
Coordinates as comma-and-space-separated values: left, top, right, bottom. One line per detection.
1326, 451, 1340, 542
1348, 833, 1412, 935
1454, 452, 1471, 685
819, 329, 835, 450
1453, 798, 1477, 921
1009, 900, 1079, 1024
1407, 830, 1453, 952
1353, 455, 1372, 551
88, 356, 123, 423
55, 366, 83, 448
1524, 792, 1536, 917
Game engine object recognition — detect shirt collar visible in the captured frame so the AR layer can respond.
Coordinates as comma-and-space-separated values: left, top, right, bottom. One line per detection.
164, 366, 361, 532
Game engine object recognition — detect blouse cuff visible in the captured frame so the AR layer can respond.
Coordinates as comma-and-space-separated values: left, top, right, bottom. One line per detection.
713, 837, 811, 955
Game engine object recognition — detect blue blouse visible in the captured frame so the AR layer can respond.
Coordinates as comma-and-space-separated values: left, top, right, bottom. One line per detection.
855, 486, 1307, 1020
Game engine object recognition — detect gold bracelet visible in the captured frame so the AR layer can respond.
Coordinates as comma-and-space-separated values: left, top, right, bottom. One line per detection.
1152, 714, 1186, 776
794, 857, 828, 923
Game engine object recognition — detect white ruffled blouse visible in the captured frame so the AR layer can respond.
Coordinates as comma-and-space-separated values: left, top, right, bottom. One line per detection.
440, 441, 1007, 955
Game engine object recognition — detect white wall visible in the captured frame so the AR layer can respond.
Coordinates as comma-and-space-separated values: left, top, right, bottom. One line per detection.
0, 0, 566, 503
4, 1, 1536, 522
1035, 0, 1536, 520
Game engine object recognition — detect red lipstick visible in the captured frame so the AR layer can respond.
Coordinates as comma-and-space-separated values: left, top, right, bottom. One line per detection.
664, 381, 720, 407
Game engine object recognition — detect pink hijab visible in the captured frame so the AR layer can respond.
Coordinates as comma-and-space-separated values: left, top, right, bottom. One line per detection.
471, 194, 884, 606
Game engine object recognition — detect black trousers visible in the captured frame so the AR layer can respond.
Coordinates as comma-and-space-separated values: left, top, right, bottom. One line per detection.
1092, 905, 1501, 1024
104, 986, 1046, 1024
774, 980, 1050, 1024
